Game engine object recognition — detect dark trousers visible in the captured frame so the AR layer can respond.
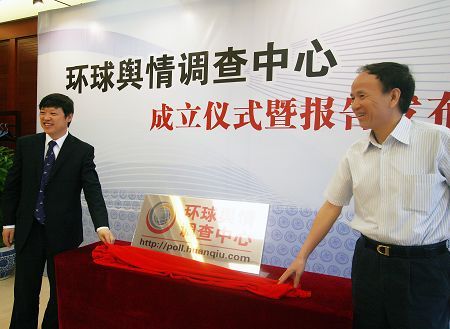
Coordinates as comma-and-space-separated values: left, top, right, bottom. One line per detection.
10, 221, 59, 329
352, 236, 450, 329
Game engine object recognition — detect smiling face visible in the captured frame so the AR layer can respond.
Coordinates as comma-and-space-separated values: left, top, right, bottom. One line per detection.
39, 107, 72, 140
350, 71, 402, 142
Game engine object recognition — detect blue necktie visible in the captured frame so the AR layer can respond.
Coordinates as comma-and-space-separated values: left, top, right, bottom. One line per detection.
35, 140, 57, 225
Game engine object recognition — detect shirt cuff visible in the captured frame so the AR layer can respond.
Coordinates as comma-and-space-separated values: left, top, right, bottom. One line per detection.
96, 226, 109, 232
3, 225, 15, 229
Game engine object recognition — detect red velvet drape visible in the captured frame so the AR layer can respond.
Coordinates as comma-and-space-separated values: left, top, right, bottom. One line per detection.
55, 242, 353, 329
92, 243, 311, 299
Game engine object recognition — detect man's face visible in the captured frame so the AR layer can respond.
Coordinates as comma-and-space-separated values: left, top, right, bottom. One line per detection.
350, 72, 397, 131
39, 107, 72, 140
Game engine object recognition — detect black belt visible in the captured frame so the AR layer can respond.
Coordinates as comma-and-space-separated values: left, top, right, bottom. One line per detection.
362, 235, 448, 258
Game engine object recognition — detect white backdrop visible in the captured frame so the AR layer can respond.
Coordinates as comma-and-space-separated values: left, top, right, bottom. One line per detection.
37, 0, 450, 276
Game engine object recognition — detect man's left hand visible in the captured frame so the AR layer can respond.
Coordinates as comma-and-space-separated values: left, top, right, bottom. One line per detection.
97, 228, 115, 244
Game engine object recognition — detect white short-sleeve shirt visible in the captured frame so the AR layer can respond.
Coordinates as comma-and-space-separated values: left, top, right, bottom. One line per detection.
325, 116, 449, 246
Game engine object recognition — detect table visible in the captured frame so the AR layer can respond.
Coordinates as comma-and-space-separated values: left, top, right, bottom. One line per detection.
54, 241, 352, 329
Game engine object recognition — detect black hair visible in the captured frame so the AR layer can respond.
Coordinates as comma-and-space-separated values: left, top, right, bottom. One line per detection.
358, 62, 415, 114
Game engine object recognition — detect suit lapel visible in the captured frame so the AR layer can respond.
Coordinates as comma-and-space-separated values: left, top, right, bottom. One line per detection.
48, 133, 76, 182
35, 133, 46, 185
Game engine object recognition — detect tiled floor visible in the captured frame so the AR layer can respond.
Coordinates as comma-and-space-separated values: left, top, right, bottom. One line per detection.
0, 274, 50, 329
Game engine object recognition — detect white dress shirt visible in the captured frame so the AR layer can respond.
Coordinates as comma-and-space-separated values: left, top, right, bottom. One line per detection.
325, 116, 449, 245
44, 131, 68, 160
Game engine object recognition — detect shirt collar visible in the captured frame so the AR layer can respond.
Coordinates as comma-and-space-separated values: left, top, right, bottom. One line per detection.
363, 116, 411, 152
389, 116, 411, 145
45, 130, 69, 149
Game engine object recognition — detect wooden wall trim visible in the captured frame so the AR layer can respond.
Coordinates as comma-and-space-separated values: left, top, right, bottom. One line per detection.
0, 16, 38, 137
0, 16, 37, 41
6, 39, 17, 109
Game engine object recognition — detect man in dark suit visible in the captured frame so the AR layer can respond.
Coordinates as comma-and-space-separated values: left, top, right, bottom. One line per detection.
1, 93, 115, 329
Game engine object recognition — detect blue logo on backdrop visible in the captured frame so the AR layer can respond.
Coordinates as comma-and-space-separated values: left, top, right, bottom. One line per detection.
291, 217, 304, 230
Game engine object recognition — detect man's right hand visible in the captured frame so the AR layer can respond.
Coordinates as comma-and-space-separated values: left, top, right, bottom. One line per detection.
2, 228, 15, 248
278, 257, 307, 288
278, 201, 342, 288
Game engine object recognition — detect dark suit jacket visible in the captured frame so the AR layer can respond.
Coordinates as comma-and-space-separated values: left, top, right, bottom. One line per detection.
2, 132, 109, 254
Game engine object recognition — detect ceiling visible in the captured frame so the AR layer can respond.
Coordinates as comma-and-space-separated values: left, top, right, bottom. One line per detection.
0, 0, 98, 23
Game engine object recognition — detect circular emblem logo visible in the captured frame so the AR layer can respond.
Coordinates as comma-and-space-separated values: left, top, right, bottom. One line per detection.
146, 202, 176, 234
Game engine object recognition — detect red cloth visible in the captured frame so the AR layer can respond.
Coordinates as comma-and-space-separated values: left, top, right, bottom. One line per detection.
55, 242, 353, 329
92, 243, 311, 299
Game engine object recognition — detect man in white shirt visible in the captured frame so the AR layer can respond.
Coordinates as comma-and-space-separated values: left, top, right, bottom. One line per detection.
279, 62, 449, 329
